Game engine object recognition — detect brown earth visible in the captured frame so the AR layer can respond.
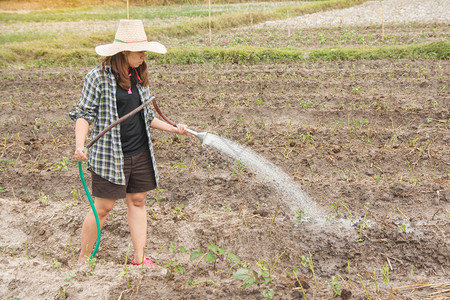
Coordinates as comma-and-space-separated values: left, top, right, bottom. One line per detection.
0, 59, 449, 299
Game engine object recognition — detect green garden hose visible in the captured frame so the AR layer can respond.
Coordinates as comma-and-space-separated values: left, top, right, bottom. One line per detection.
77, 96, 154, 260
78, 161, 101, 259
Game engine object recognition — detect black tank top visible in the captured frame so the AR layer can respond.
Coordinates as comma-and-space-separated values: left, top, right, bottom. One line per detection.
116, 73, 148, 157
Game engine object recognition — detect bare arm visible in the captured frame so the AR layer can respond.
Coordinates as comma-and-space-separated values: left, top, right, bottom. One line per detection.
150, 117, 190, 136
74, 118, 89, 162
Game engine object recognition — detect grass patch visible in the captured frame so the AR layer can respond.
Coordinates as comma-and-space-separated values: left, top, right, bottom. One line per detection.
2, 42, 447, 67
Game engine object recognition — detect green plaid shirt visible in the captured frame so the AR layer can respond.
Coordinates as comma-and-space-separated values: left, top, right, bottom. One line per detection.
69, 64, 159, 186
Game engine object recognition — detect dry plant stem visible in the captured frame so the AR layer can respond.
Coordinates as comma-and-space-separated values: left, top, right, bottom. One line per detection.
348, 260, 351, 282
269, 251, 285, 277
308, 251, 319, 289
434, 224, 446, 239
155, 242, 167, 265
382, 205, 391, 226
293, 270, 307, 300
386, 257, 393, 271
358, 274, 370, 299
397, 207, 409, 221
141, 247, 145, 274
125, 242, 131, 288
269, 204, 280, 236
195, 253, 208, 270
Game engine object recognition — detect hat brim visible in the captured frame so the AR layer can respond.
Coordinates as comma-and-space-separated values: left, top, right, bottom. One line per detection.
95, 41, 167, 56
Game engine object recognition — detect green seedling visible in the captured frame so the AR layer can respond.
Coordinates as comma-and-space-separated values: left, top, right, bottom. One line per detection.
328, 275, 341, 297
261, 288, 274, 300
54, 157, 72, 171
0, 158, 15, 172
167, 162, 186, 175
39, 191, 50, 205
232, 160, 247, 177
398, 224, 407, 233
0, 187, 5, 193
63, 272, 76, 283
299, 132, 314, 146
86, 258, 96, 276
164, 260, 184, 279
204, 162, 216, 177
187, 279, 215, 286
173, 204, 184, 220
52, 258, 61, 272
295, 210, 306, 224
205, 244, 226, 270
71, 188, 81, 202
169, 242, 187, 255
150, 189, 166, 205
357, 202, 370, 241
231, 261, 270, 290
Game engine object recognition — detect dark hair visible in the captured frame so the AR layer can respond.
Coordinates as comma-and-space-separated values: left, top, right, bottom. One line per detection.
101, 52, 150, 90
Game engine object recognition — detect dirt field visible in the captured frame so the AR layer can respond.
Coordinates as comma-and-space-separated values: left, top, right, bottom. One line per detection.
0, 58, 448, 299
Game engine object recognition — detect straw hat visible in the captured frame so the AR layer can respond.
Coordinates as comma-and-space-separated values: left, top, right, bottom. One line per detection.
95, 19, 167, 56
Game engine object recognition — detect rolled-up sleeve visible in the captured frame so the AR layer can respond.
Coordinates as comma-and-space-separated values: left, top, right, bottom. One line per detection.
69, 70, 101, 124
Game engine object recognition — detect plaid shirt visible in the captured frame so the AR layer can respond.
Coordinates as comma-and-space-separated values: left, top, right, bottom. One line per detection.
69, 64, 159, 186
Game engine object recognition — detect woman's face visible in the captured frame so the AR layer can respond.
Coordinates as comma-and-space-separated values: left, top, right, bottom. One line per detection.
125, 51, 145, 68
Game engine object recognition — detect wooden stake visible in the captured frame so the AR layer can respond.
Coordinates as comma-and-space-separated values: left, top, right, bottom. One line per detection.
208, 0, 212, 44
127, 0, 130, 19
380, 0, 384, 40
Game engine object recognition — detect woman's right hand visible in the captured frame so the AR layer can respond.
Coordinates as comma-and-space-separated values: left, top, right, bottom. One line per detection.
74, 147, 88, 162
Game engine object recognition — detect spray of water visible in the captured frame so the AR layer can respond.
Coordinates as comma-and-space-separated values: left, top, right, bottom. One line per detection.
202, 133, 326, 223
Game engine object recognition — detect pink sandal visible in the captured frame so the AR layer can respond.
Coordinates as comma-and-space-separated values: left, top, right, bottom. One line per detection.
131, 257, 155, 267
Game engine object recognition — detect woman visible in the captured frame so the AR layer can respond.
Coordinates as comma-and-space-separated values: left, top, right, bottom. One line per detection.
70, 19, 189, 266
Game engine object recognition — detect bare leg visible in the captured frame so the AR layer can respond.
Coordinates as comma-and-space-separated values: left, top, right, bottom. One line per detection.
77, 197, 115, 263
125, 192, 148, 264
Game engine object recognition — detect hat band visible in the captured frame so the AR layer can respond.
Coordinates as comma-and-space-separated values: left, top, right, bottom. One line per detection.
114, 38, 147, 44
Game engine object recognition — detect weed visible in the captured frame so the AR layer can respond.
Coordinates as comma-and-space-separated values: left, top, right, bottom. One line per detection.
398, 224, 407, 233
0, 187, 5, 193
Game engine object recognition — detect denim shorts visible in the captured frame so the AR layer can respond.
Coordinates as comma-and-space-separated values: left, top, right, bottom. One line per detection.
90, 149, 156, 199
